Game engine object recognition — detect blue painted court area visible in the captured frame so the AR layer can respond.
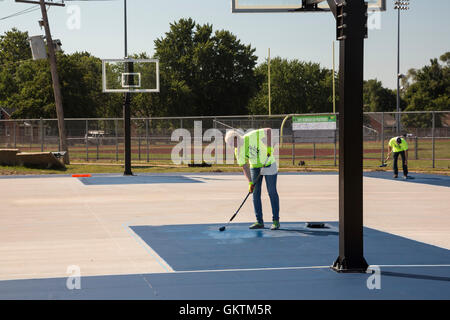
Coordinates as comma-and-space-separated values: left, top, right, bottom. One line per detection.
1, 266, 449, 300
130, 222, 450, 271
1, 222, 449, 300
78, 175, 203, 185
363, 171, 450, 187
132, 223, 340, 270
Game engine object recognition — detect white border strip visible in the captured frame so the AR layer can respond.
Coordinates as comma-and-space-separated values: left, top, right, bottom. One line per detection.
172, 266, 331, 274
124, 223, 174, 273
171, 264, 450, 274
374, 264, 450, 268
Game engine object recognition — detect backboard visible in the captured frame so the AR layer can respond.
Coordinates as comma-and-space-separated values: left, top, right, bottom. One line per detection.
102, 59, 160, 93
232, 0, 386, 13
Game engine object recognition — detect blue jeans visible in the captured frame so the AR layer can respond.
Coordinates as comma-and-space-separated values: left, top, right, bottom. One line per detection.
250, 167, 280, 224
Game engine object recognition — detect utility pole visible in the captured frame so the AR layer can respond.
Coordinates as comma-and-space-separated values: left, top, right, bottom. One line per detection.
17, 0, 69, 164
40, 0, 69, 164
394, 0, 410, 135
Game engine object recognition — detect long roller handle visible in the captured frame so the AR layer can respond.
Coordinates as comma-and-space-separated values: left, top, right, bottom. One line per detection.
226, 166, 266, 224
228, 192, 251, 223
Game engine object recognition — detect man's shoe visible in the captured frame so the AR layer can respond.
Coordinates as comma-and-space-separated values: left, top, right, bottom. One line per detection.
249, 222, 264, 229
270, 221, 280, 230
393, 174, 398, 178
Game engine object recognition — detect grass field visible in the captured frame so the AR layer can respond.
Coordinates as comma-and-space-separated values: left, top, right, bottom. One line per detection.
1, 138, 449, 175
1, 159, 449, 176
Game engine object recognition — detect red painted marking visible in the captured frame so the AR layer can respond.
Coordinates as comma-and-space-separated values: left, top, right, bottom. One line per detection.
72, 174, 92, 178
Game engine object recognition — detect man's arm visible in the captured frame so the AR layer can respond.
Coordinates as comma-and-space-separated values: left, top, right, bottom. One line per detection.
264, 128, 271, 148
264, 128, 273, 157
242, 164, 255, 193
404, 139, 409, 165
242, 163, 252, 182
386, 146, 392, 161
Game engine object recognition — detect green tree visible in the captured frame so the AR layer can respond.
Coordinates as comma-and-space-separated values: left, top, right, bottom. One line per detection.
1, 52, 112, 119
153, 18, 258, 116
363, 79, 397, 112
248, 57, 335, 115
2, 58, 54, 118
0, 28, 31, 64
439, 52, 450, 66
57, 52, 112, 118
0, 28, 123, 119
402, 52, 450, 128
0, 29, 32, 108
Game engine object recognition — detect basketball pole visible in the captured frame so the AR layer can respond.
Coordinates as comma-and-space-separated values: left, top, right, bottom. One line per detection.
329, 0, 369, 273
123, 0, 133, 175
396, 4, 401, 135
395, 1, 410, 135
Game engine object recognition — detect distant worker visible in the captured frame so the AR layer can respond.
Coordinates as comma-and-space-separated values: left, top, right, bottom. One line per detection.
386, 134, 410, 179
224, 128, 280, 230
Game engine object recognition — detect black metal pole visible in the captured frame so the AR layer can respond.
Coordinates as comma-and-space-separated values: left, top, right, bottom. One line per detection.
432, 112, 435, 169
381, 112, 385, 162
124, 0, 128, 59
396, 6, 401, 135
331, 0, 368, 273
123, 92, 132, 175
123, 0, 133, 175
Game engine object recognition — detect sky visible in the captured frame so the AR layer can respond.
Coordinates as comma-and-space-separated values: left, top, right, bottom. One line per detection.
1, 0, 449, 89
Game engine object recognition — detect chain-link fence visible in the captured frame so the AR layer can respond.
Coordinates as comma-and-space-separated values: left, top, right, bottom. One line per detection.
0, 111, 449, 169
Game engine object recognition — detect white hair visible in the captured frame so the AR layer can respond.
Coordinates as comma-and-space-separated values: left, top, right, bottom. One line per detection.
224, 129, 244, 147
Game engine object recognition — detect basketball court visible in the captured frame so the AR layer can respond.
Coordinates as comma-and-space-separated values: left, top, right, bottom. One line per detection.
0, 172, 449, 299
2, 0, 448, 301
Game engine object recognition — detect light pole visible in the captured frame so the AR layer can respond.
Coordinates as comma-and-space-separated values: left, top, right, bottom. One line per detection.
394, 0, 410, 135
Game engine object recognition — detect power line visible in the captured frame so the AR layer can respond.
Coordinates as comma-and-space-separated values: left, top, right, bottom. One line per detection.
0, 0, 116, 21
0, 5, 41, 21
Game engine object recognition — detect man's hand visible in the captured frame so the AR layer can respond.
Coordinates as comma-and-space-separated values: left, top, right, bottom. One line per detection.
386, 146, 392, 161
385, 152, 391, 162
248, 182, 255, 193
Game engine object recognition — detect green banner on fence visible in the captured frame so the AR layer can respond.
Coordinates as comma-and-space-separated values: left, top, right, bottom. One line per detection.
292, 115, 337, 130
